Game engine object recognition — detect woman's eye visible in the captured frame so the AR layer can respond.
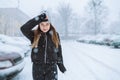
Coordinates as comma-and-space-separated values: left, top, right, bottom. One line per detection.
46, 23, 49, 26
41, 24, 44, 26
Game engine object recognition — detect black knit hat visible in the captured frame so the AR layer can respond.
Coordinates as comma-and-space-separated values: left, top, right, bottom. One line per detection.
34, 11, 49, 23
40, 13, 49, 22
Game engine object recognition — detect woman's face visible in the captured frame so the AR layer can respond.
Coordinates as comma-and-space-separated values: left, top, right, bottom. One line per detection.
39, 21, 50, 33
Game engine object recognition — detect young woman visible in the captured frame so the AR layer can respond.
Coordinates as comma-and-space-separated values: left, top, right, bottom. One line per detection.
20, 12, 66, 80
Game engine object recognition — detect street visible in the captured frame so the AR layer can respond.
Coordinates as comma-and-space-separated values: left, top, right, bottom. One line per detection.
13, 40, 120, 80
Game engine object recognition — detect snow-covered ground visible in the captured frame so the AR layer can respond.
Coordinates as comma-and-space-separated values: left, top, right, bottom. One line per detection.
0, 34, 31, 57
12, 40, 120, 80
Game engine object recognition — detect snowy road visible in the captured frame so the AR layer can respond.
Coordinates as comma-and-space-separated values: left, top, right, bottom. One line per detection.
12, 40, 120, 80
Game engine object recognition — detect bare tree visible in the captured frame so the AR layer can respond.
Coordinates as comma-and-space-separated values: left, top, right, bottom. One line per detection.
108, 11, 120, 35
0, 15, 9, 35
0, 14, 3, 34
109, 21, 120, 35
69, 14, 84, 36
85, 0, 108, 35
57, 3, 73, 37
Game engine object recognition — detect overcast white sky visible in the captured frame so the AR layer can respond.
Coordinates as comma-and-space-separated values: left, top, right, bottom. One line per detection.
0, 0, 120, 21
19, 0, 89, 17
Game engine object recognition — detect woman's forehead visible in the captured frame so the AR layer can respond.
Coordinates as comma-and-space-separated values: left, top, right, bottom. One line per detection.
40, 21, 50, 24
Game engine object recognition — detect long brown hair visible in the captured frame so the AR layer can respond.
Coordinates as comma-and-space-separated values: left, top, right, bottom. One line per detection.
31, 24, 60, 48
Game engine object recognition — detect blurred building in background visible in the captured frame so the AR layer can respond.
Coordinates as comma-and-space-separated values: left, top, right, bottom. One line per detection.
0, 8, 30, 36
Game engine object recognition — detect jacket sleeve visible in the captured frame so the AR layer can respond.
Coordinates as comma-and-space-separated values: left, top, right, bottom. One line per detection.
57, 33, 67, 73
20, 15, 42, 41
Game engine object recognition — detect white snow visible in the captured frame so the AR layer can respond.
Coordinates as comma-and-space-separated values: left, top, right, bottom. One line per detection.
12, 40, 120, 80
0, 34, 30, 47
0, 42, 24, 58
0, 34, 31, 57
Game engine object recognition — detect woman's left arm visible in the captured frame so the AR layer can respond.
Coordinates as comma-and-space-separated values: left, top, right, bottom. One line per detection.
57, 33, 67, 73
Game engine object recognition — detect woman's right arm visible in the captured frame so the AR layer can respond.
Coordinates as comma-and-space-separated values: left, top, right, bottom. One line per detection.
20, 13, 46, 41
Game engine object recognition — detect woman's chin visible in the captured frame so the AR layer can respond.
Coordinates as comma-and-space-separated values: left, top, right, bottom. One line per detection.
42, 30, 48, 33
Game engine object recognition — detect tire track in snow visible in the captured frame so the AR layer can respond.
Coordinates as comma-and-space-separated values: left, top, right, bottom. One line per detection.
62, 41, 100, 80
72, 41, 120, 80
76, 42, 120, 74
71, 50, 101, 80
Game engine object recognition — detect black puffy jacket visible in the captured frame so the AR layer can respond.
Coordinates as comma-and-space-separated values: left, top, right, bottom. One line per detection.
20, 16, 66, 73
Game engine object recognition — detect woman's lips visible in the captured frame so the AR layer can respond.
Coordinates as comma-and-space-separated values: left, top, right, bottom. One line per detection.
43, 29, 47, 31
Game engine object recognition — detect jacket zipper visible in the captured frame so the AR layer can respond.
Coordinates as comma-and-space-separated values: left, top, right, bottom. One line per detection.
44, 33, 47, 64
